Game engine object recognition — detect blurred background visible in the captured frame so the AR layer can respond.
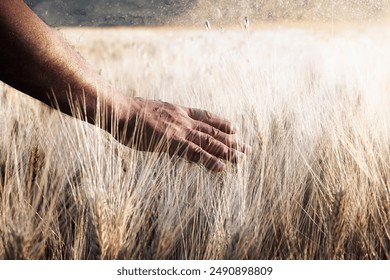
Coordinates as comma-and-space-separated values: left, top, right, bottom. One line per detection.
25, 0, 390, 27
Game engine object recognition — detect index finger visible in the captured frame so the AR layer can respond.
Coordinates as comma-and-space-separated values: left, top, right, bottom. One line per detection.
187, 108, 236, 134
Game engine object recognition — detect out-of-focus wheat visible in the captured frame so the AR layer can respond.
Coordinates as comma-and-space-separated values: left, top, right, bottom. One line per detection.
1, 24, 390, 259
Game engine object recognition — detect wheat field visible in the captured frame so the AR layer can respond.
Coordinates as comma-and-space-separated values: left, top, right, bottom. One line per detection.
1, 22, 390, 259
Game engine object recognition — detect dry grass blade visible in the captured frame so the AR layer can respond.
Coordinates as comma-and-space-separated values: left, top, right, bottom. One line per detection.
2, 23, 390, 259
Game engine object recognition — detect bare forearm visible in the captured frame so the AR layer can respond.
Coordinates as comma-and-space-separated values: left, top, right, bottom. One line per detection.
0, 0, 245, 172
0, 0, 124, 125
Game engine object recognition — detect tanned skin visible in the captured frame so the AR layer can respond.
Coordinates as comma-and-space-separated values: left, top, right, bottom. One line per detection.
0, 0, 245, 172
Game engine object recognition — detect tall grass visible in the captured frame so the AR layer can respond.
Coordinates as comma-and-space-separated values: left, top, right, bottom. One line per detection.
1, 24, 390, 259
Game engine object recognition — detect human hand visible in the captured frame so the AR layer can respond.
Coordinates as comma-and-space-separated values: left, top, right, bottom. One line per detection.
117, 97, 246, 172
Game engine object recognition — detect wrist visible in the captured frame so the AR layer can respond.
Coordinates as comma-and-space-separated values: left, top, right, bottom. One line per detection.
105, 93, 140, 144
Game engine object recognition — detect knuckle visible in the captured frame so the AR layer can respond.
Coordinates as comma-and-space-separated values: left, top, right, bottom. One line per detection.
204, 110, 213, 120
211, 127, 220, 137
205, 135, 215, 147
162, 101, 177, 110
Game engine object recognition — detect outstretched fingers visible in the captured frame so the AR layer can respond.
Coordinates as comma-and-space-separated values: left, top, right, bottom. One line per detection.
125, 99, 248, 172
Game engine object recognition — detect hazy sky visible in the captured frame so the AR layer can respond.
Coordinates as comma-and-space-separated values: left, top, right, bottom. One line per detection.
24, 1, 390, 27
25, 0, 194, 26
